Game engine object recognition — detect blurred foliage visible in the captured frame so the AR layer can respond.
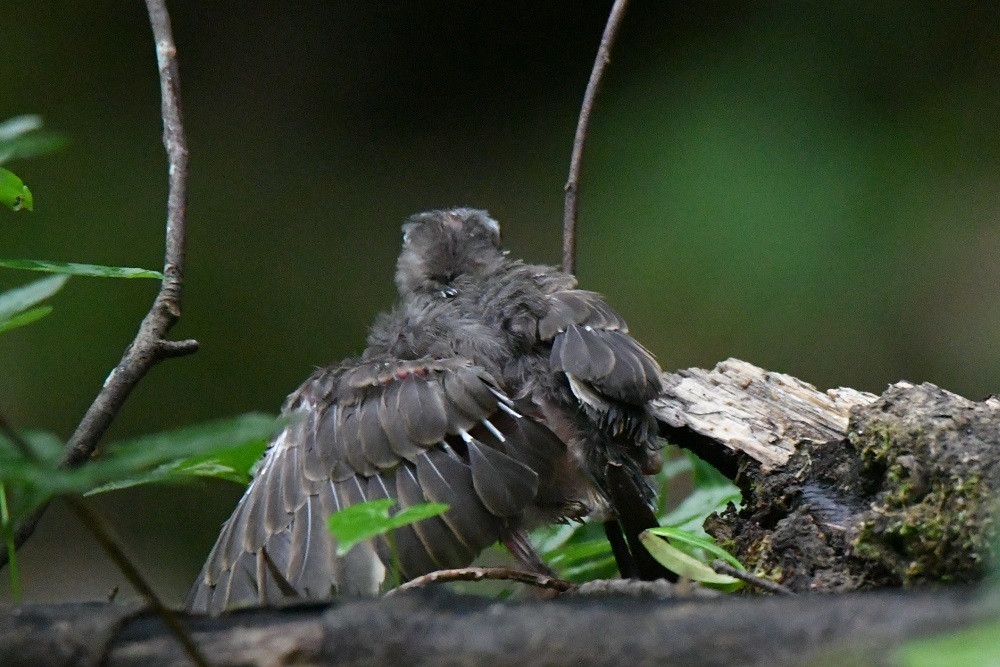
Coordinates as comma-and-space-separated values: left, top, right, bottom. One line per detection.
3, 1, 1000, 603
0, 414, 278, 521
0, 114, 67, 212
896, 619, 1000, 667
0, 274, 67, 334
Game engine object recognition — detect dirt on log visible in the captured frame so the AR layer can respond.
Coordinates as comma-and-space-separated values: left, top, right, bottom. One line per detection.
653, 359, 1000, 592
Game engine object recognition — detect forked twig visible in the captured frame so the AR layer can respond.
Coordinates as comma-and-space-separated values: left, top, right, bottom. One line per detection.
562, 0, 631, 275
0, 0, 199, 568
385, 566, 576, 597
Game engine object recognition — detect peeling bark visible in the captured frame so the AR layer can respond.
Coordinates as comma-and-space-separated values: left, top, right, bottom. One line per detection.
653, 359, 1000, 591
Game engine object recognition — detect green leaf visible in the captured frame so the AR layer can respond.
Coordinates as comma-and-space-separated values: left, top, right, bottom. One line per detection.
0, 115, 68, 164
0, 115, 43, 142
85, 436, 269, 495
896, 620, 1000, 667
0, 259, 163, 279
645, 525, 744, 570
0, 414, 281, 500
545, 538, 619, 581
0, 305, 52, 334
328, 498, 449, 556
639, 530, 741, 585
96, 413, 280, 476
0, 167, 33, 211
0, 274, 68, 323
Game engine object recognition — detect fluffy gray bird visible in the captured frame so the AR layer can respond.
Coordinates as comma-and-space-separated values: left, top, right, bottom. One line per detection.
187, 208, 668, 614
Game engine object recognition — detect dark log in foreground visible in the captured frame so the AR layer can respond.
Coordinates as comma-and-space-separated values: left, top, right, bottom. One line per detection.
652, 359, 1000, 592
1, 588, 994, 667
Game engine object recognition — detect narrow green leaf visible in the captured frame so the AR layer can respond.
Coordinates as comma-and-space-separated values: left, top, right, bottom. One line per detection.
639, 531, 740, 585
0, 116, 43, 142
0, 116, 68, 164
0, 259, 163, 279
545, 538, 620, 581
85, 436, 269, 495
328, 499, 449, 556
645, 525, 744, 570
0, 414, 280, 498
0, 274, 68, 322
0, 168, 32, 211
98, 413, 280, 473
0, 135, 68, 165
0, 305, 52, 334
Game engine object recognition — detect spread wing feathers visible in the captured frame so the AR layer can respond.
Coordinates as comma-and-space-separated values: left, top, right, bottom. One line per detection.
186, 356, 566, 614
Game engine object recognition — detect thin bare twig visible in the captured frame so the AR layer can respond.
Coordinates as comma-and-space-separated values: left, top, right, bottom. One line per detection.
66, 498, 209, 667
711, 560, 796, 596
562, 0, 631, 275
0, 0, 198, 568
0, 413, 209, 666
385, 567, 576, 597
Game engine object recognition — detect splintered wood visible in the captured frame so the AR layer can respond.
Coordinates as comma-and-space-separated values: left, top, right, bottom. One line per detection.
651, 358, 877, 469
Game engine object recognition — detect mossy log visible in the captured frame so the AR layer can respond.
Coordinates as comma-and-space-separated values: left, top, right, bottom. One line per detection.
652, 358, 1000, 592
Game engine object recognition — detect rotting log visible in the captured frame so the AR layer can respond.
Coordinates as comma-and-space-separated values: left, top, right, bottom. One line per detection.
652, 358, 1000, 591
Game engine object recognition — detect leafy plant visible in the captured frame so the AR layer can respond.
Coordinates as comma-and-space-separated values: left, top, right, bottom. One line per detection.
327, 498, 450, 557
0, 190, 276, 598
0, 415, 277, 512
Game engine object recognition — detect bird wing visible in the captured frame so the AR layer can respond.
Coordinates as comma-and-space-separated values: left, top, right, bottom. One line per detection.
186, 356, 565, 614
537, 288, 674, 583
539, 289, 663, 407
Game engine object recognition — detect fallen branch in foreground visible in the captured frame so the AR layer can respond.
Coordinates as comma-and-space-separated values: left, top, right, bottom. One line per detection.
1, 587, 992, 666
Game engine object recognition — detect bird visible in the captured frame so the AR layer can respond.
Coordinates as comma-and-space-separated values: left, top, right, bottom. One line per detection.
187, 208, 670, 614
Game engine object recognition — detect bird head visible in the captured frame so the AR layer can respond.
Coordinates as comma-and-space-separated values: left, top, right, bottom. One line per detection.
395, 208, 505, 295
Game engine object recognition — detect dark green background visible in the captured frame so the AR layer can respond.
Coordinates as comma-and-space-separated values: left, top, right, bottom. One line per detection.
3, 2, 999, 604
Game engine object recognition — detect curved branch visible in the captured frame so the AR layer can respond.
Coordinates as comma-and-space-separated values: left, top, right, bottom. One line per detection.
63, 0, 194, 467
562, 0, 631, 275
1, 0, 197, 565
385, 567, 575, 597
